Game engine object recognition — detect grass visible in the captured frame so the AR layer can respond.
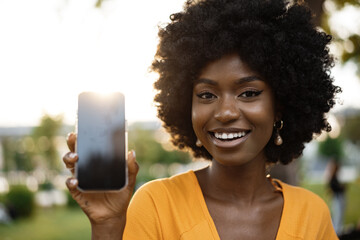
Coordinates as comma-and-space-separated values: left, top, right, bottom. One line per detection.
0, 182, 359, 239
0, 207, 91, 240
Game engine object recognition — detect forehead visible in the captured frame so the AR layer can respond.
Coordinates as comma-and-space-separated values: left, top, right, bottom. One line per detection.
198, 53, 259, 80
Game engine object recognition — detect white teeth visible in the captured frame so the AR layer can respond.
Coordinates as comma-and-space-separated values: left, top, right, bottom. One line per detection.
214, 131, 247, 140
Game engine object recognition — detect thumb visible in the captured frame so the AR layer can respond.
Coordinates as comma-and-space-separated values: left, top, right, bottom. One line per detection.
66, 177, 82, 202
127, 150, 139, 189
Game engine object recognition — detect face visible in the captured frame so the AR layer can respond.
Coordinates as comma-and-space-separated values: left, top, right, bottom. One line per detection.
192, 53, 278, 166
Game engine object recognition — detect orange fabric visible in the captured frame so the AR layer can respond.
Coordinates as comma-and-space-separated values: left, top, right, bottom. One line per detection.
123, 170, 338, 240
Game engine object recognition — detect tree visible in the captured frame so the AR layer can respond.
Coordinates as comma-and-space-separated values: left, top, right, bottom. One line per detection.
1, 137, 19, 172
341, 112, 360, 145
1, 136, 36, 172
128, 125, 190, 165
0, 114, 63, 173
95, 0, 104, 8
306, 0, 360, 75
31, 114, 64, 171
318, 136, 344, 161
128, 123, 191, 182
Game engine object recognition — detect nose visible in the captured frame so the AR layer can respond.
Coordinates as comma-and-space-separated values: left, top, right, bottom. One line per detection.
214, 96, 241, 123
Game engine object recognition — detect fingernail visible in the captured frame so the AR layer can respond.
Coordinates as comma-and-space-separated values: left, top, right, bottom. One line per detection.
132, 150, 136, 158
69, 152, 77, 159
70, 178, 78, 186
66, 132, 73, 140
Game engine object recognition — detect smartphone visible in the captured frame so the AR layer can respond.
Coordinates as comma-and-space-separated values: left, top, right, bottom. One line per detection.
76, 92, 127, 192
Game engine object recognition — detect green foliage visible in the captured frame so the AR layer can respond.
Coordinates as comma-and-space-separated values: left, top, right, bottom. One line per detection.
1, 137, 35, 172
0, 193, 5, 204
341, 34, 360, 64
341, 114, 360, 144
1, 137, 15, 171
128, 125, 191, 165
66, 191, 80, 208
32, 114, 64, 171
5, 185, 35, 219
13, 151, 33, 172
38, 181, 54, 191
95, 0, 103, 8
32, 114, 63, 139
321, 0, 360, 75
1, 114, 64, 173
330, 0, 360, 9
128, 124, 191, 182
318, 136, 344, 161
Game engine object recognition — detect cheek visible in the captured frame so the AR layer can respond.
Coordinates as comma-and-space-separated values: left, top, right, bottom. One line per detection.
243, 101, 275, 134
191, 102, 204, 135
191, 98, 213, 138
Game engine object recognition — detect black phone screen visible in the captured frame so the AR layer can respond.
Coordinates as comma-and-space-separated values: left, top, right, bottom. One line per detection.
76, 92, 127, 191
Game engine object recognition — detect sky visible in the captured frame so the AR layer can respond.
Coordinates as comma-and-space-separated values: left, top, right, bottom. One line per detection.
0, 0, 359, 127
0, 0, 185, 127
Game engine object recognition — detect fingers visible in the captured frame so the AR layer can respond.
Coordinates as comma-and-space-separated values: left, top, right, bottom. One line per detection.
64, 132, 77, 175
66, 177, 81, 201
127, 150, 139, 189
66, 132, 77, 152
63, 152, 78, 175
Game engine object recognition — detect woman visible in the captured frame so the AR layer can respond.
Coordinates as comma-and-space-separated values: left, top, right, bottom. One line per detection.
63, 0, 341, 239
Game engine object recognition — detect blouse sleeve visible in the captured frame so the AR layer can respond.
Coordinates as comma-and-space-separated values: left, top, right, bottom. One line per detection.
319, 203, 339, 240
123, 184, 163, 240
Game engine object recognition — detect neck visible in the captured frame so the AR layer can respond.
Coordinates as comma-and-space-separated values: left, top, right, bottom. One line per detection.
202, 155, 273, 205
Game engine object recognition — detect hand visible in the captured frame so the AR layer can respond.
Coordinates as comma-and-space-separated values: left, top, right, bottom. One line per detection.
63, 133, 139, 238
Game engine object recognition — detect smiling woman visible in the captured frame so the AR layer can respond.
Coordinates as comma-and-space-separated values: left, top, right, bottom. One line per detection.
63, 0, 341, 239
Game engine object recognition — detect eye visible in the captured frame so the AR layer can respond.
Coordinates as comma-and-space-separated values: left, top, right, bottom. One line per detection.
239, 90, 263, 98
196, 92, 217, 99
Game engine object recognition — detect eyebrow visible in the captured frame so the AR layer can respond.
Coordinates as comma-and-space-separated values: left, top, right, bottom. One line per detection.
194, 76, 262, 85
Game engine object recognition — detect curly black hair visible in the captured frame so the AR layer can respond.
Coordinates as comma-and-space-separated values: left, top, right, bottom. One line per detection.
151, 0, 341, 164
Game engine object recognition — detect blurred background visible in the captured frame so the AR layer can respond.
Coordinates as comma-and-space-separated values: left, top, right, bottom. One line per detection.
0, 0, 359, 239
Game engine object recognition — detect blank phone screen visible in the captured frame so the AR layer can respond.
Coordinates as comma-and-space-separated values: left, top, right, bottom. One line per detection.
76, 92, 127, 191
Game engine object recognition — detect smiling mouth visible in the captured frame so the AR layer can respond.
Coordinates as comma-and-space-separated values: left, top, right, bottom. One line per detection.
210, 131, 251, 141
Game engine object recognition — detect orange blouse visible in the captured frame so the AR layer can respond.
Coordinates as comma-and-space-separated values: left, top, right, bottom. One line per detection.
123, 170, 338, 240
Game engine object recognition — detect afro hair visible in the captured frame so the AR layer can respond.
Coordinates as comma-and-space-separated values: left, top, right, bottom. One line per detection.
151, 0, 341, 164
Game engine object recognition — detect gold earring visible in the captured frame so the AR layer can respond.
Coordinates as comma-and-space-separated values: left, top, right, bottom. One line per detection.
196, 139, 202, 147
274, 120, 283, 146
